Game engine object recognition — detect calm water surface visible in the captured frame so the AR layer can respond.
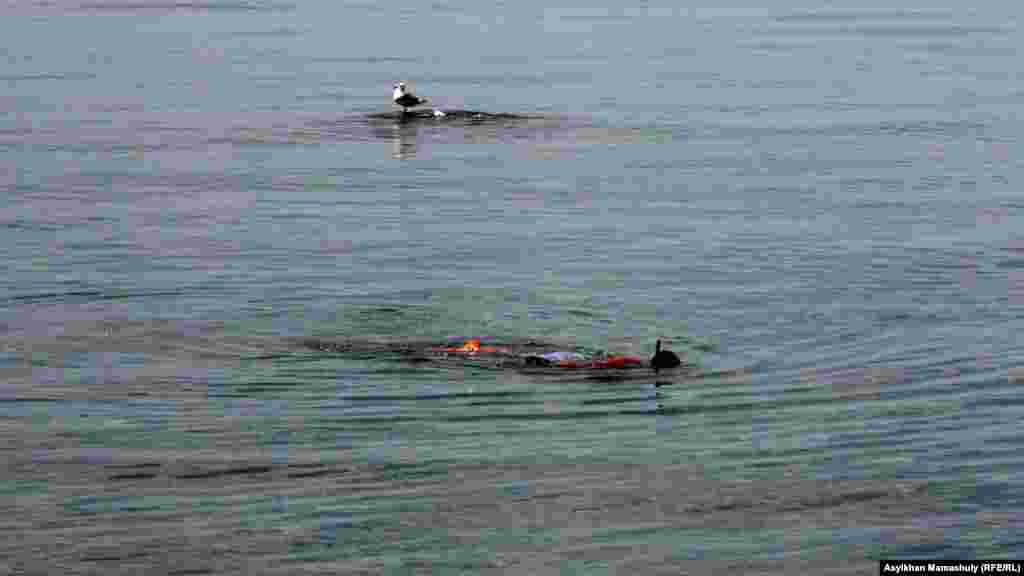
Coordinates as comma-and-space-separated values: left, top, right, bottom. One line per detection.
2, 0, 1023, 573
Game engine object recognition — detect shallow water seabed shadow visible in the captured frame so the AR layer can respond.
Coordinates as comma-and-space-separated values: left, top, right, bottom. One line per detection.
210, 110, 684, 161
0, 316, 291, 402
215, 110, 554, 147
0, 444, 962, 575
0, 319, 1003, 573
3, 106, 683, 163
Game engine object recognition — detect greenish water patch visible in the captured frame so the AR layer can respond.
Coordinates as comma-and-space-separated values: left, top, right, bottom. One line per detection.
284, 502, 439, 562
0, 479, 47, 497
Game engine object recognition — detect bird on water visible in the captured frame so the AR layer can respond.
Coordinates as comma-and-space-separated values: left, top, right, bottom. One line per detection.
650, 339, 682, 372
393, 82, 428, 114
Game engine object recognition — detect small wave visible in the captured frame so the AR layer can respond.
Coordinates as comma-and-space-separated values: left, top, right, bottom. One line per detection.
996, 259, 1024, 269
346, 390, 534, 403
700, 118, 985, 140
219, 27, 303, 38
69, 0, 294, 13
759, 17, 1006, 40
774, 10, 955, 24
0, 72, 98, 82
8, 288, 187, 305
308, 56, 424, 64
7, 290, 105, 305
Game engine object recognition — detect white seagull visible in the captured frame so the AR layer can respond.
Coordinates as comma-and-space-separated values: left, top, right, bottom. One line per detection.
392, 82, 429, 114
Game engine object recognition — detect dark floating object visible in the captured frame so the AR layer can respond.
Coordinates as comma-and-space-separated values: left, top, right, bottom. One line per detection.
650, 339, 682, 372
366, 109, 528, 122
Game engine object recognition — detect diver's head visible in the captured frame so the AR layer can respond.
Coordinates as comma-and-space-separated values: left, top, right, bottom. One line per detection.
651, 339, 682, 371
